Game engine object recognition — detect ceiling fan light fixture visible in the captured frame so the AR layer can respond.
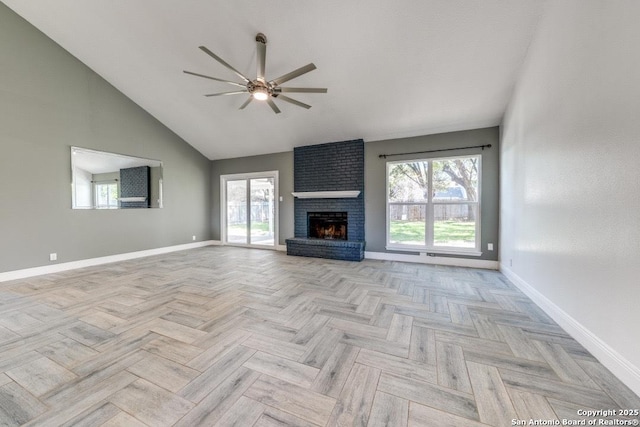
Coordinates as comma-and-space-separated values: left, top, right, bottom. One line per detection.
185, 33, 326, 113
252, 87, 269, 101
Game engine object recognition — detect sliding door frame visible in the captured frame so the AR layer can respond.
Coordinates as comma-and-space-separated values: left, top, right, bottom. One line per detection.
220, 170, 279, 249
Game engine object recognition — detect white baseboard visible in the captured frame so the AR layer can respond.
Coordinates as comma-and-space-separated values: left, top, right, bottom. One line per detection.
0, 241, 218, 283
365, 251, 499, 270
500, 263, 640, 397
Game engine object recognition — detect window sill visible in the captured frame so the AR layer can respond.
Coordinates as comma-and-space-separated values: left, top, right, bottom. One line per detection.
385, 246, 483, 257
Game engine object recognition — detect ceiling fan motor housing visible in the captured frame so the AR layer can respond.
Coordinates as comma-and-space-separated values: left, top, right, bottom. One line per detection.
248, 81, 270, 100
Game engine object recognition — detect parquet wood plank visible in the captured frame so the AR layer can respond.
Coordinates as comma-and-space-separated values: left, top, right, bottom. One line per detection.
44, 350, 145, 406
109, 378, 194, 427
311, 343, 360, 398
466, 361, 518, 425
409, 326, 437, 365
0, 382, 47, 426
298, 326, 343, 368
368, 391, 409, 427
141, 336, 204, 365
126, 351, 199, 393
254, 406, 318, 427
36, 337, 98, 370
436, 342, 472, 393
244, 374, 336, 426
23, 370, 138, 426
496, 323, 545, 362
327, 363, 380, 426
6, 357, 76, 397
101, 411, 148, 427
243, 350, 319, 388
378, 372, 479, 421
291, 314, 330, 346
576, 359, 640, 408
174, 367, 260, 427
242, 334, 307, 360
499, 368, 619, 409
532, 340, 600, 389
507, 388, 558, 422
213, 395, 265, 427
386, 314, 413, 346
408, 401, 487, 427
58, 402, 122, 427
357, 348, 437, 384
179, 343, 256, 403
186, 329, 251, 371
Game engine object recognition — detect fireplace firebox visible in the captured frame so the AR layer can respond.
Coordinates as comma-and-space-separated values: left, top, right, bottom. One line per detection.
308, 212, 347, 240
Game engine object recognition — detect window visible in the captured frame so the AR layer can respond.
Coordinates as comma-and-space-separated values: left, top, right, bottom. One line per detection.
386, 155, 481, 254
94, 181, 118, 209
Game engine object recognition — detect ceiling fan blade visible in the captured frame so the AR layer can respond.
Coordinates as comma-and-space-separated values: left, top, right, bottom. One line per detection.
276, 87, 327, 94
239, 96, 253, 110
270, 63, 316, 86
256, 33, 267, 81
204, 90, 248, 97
277, 95, 311, 109
266, 98, 281, 114
199, 46, 250, 83
183, 70, 246, 88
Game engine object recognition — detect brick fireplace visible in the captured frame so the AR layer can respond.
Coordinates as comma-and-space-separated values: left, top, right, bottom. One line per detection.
285, 139, 365, 261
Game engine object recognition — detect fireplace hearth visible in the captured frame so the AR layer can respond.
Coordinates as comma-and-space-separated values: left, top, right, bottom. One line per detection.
308, 212, 347, 240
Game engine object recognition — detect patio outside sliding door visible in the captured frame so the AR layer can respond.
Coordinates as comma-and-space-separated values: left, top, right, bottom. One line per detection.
225, 179, 247, 244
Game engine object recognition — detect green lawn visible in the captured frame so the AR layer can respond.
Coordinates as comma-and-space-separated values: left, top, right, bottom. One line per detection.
232, 220, 473, 245
390, 220, 475, 245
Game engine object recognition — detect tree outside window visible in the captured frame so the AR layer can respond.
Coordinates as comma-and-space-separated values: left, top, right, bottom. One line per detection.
387, 155, 480, 251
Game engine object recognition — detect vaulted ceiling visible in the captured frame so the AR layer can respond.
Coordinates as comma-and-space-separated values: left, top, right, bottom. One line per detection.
2, 1, 546, 160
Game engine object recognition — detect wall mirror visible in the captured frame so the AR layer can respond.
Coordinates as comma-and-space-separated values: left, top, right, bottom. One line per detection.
71, 146, 163, 209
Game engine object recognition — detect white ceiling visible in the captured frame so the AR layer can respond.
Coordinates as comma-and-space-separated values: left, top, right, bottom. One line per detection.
3, 0, 546, 160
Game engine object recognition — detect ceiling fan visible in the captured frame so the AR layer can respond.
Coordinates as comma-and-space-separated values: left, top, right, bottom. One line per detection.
184, 33, 327, 114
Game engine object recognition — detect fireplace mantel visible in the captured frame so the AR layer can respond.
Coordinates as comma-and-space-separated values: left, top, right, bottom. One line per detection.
291, 191, 360, 199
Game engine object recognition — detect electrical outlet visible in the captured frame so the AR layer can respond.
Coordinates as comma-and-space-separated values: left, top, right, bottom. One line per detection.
49, 253, 57, 261
509, 259, 513, 267
192, 235, 196, 241
488, 243, 494, 251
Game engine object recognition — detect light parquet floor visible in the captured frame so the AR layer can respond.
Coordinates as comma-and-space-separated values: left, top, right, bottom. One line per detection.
0, 247, 638, 426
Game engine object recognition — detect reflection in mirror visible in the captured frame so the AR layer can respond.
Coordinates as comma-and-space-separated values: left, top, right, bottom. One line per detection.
71, 147, 163, 209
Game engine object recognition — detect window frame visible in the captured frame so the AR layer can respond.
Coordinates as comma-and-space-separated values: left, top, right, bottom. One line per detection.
385, 154, 482, 256
93, 180, 119, 209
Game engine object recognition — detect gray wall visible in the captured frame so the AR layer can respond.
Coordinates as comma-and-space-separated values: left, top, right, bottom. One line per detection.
211, 151, 294, 244
0, 3, 211, 273
365, 127, 499, 259
501, 1, 640, 383
211, 128, 499, 262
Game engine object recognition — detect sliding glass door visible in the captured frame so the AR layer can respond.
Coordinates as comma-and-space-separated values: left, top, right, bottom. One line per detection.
226, 179, 248, 244
222, 172, 278, 247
